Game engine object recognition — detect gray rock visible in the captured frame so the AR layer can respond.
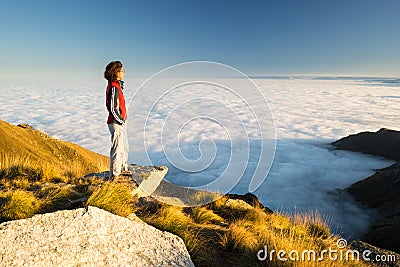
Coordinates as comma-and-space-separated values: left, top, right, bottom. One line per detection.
0, 206, 194, 267
129, 165, 168, 198
84, 164, 168, 198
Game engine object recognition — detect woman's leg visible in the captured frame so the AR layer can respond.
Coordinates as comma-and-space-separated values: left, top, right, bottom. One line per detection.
122, 121, 129, 171
108, 123, 125, 176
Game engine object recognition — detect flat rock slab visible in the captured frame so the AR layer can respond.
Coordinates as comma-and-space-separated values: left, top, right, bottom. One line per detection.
129, 165, 168, 197
0, 206, 194, 267
85, 164, 168, 198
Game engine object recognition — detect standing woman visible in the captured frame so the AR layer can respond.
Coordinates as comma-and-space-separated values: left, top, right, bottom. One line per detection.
104, 61, 130, 179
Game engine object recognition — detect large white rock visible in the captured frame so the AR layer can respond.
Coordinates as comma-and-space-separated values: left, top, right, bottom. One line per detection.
0, 206, 194, 267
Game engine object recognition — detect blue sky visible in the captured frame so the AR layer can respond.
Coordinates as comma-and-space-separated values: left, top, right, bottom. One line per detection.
0, 0, 399, 79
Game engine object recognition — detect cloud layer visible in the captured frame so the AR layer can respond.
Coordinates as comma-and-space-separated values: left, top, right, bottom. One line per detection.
1, 77, 397, 238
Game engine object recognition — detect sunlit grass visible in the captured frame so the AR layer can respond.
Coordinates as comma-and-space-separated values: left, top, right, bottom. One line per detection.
189, 190, 224, 206
0, 120, 109, 183
140, 205, 211, 265
136, 196, 369, 267
216, 207, 368, 267
0, 190, 41, 221
85, 182, 136, 217
0, 153, 108, 183
37, 185, 84, 213
191, 206, 225, 225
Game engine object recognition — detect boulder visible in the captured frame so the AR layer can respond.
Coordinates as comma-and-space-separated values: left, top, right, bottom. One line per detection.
0, 206, 194, 267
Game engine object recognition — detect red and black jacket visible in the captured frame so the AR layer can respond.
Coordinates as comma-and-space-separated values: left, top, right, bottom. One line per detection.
106, 80, 127, 124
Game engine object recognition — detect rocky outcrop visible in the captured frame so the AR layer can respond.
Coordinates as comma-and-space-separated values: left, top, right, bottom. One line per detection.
347, 162, 400, 253
347, 162, 400, 216
0, 206, 194, 267
332, 128, 400, 253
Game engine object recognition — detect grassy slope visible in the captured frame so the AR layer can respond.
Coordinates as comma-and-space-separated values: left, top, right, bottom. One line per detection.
0, 120, 109, 179
0, 120, 109, 222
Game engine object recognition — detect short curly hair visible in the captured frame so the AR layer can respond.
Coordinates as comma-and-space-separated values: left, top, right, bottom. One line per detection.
104, 61, 123, 81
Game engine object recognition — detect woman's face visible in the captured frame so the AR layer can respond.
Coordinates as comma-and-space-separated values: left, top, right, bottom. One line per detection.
116, 67, 125, 80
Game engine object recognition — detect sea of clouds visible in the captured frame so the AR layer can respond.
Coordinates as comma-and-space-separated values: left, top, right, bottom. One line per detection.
0, 77, 398, 239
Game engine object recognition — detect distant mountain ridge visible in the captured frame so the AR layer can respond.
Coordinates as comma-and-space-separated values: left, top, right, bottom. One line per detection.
247, 75, 400, 82
332, 128, 400, 160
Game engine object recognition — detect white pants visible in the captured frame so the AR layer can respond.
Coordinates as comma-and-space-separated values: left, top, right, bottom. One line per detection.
108, 122, 129, 176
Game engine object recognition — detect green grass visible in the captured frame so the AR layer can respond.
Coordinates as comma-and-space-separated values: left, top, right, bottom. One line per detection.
0, 120, 110, 220
189, 190, 224, 206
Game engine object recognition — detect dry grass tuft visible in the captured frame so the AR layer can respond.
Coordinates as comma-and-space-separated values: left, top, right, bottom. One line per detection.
189, 190, 224, 206
144, 205, 193, 232
0, 190, 41, 221
141, 205, 211, 265
219, 219, 259, 253
190, 206, 225, 225
85, 182, 136, 217
37, 185, 84, 212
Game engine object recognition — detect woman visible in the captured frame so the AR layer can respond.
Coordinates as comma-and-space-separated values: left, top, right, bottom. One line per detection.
104, 61, 130, 180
